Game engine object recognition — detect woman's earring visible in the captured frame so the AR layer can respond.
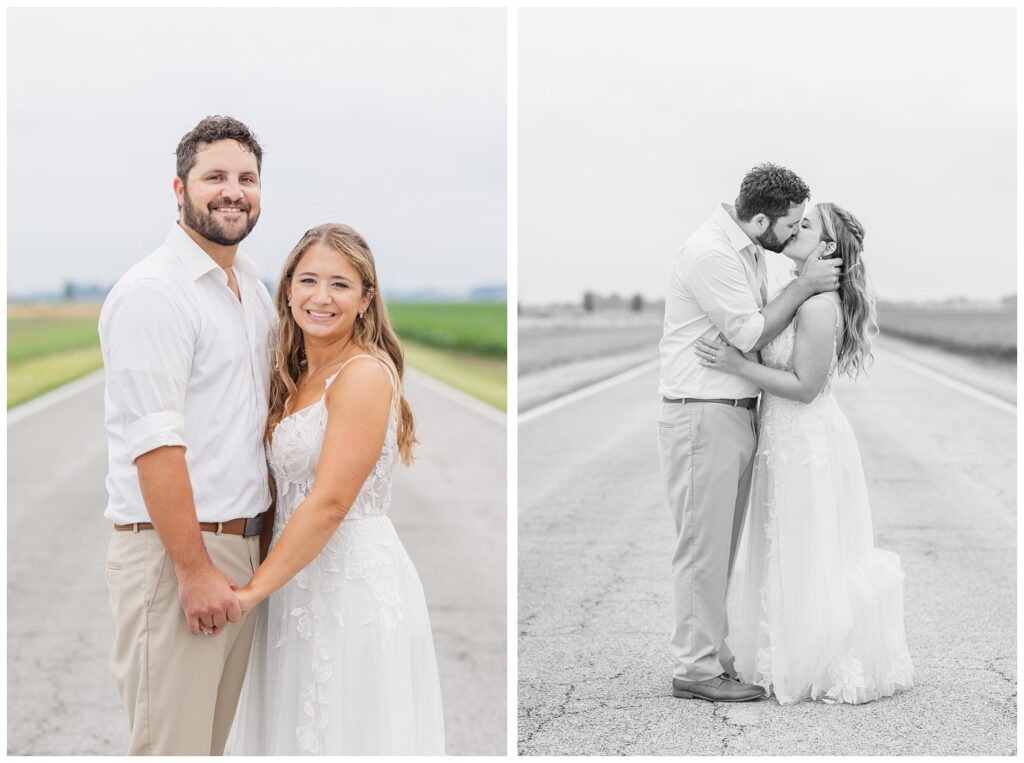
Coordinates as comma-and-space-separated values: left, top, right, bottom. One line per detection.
287, 299, 293, 307
358, 310, 365, 319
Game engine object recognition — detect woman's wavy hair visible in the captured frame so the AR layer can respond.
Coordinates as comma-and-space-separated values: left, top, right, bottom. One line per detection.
266, 223, 417, 464
816, 202, 877, 379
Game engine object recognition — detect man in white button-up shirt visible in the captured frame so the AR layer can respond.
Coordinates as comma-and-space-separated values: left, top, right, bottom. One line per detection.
100, 116, 275, 754
659, 164, 841, 703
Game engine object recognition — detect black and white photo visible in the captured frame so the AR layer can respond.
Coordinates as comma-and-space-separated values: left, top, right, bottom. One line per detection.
518, 6, 1015, 756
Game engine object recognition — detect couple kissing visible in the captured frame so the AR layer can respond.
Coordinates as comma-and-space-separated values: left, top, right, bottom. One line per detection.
659, 163, 915, 706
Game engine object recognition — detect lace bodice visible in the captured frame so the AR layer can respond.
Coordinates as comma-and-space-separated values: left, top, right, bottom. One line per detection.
267, 355, 398, 532
760, 295, 842, 400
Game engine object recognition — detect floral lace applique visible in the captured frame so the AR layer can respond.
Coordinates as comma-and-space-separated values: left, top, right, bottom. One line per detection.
749, 299, 914, 706
757, 303, 843, 477
266, 358, 402, 752
820, 648, 867, 704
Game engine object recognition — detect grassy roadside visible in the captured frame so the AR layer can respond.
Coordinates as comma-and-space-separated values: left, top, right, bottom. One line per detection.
6, 342, 506, 411
402, 340, 506, 411
8, 303, 507, 411
8, 304, 103, 409
7, 346, 105, 409
7, 345, 507, 412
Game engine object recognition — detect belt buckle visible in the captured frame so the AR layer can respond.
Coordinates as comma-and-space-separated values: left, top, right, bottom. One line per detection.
732, 399, 740, 407
243, 514, 263, 538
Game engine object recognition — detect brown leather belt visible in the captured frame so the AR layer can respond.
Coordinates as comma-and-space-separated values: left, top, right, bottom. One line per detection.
114, 515, 264, 537
662, 396, 758, 409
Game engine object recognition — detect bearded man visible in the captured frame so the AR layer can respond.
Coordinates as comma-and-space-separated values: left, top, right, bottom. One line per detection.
100, 115, 274, 754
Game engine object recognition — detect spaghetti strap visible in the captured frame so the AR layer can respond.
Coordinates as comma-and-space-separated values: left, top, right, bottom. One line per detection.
335, 353, 375, 374
323, 354, 399, 400
805, 293, 842, 329
807, 293, 843, 358
824, 294, 842, 325
824, 295, 842, 339
324, 354, 376, 389
799, 293, 843, 361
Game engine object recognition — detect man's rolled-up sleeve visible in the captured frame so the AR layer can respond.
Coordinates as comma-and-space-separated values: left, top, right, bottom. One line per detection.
688, 250, 765, 353
104, 282, 194, 462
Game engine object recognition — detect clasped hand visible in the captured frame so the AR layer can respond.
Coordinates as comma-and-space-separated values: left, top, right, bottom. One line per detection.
177, 562, 258, 636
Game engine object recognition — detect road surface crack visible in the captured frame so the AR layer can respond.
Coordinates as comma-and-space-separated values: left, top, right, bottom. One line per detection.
984, 657, 1017, 717
519, 682, 576, 749
711, 704, 746, 753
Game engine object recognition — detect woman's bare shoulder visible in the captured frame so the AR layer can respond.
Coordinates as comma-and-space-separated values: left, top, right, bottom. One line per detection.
324, 355, 392, 409
796, 292, 843, 332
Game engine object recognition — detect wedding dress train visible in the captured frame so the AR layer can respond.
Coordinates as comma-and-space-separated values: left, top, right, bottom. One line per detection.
725, 298, 915, 705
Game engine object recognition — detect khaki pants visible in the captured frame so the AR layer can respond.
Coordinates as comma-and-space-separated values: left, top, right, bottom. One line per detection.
106, 529, 260, 755
658, 400, 756, 682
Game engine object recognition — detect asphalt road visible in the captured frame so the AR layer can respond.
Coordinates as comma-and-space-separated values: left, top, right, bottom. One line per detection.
7, 370, 506, 756
518, 347, 1016, 755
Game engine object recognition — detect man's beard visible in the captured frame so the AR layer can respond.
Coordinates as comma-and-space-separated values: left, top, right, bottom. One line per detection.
181, 191, 259, 246
756, 224, 792, 253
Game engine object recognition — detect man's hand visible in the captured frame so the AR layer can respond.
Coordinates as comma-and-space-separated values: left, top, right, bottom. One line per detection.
797, 242, 842, 295
176, 561, 242, 636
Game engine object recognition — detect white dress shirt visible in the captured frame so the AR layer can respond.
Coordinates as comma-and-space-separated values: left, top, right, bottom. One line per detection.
100, 223, 275, 524
658, 203, 767, 400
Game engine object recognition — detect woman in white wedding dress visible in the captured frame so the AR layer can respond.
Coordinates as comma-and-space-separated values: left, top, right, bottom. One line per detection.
227, 224, 445, 754
695, 203, 914, 705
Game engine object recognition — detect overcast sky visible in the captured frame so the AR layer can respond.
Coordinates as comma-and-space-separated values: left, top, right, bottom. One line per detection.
8, 7, 505, 297
519, 7, 1017, 305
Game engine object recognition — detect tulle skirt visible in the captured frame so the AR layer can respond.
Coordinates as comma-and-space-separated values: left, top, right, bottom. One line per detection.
725, 395, 915, 705
227, 515, 445, 754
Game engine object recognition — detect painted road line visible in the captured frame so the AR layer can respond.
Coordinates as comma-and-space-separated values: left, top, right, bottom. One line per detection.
518, 357, 661, 425
879, 348, 1016, 415
7, 368, 106, 427
7, 366, 507, 428
404, 368, 507, 426
520, 346, 1016, 425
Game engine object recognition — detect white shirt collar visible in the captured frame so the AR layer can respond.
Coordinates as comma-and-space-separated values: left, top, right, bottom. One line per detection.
166, 222, 259, 281
714, 203, 759, 257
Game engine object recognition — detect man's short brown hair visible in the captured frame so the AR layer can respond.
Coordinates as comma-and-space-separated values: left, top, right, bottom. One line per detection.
735, 162, 809, 224
175, 115, 263, 182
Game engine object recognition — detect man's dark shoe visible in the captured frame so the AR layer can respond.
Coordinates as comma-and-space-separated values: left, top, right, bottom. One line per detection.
672, 673, 765, 702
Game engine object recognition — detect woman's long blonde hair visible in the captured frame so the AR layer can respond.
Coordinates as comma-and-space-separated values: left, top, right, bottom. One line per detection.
266, 223, 417, 464
816, 202, 878, 379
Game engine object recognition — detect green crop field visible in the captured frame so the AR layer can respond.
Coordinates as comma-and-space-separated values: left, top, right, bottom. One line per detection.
8, 304, 105, 408
389, 302, 506, 357
877, 307, 1015, 360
